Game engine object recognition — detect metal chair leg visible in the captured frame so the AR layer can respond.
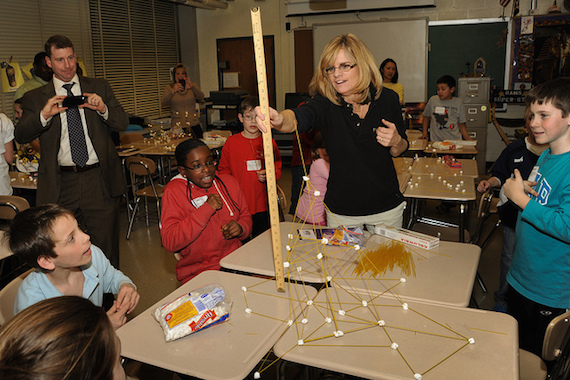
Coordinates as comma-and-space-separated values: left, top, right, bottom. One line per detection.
156, 198, 161, 230
126, 198, 141, 240
474, 219, 501, 294
476, 271, 487, 293
479, 219, 502, 251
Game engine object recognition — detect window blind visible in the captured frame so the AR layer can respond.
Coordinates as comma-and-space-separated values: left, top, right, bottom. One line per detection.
89, 0, 179, 120
0, 0, 92, 120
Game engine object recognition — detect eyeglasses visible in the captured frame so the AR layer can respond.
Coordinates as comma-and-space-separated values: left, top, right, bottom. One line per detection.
325, 63, 357, 75
182, 160, 217, 171
242, 114, 256, 122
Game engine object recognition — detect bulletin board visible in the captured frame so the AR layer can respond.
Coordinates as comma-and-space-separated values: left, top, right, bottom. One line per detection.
427, 19, 509, 97
313, 18, 428, 103
511, 14, 570, 87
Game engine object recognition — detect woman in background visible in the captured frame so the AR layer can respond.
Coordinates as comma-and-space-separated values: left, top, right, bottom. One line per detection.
380, 58, 404, 105
162, 63, 205, 138
0, 296, 126, 380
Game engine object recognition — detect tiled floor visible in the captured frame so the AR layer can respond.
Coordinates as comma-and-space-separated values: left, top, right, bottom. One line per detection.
120, 166, 503, 379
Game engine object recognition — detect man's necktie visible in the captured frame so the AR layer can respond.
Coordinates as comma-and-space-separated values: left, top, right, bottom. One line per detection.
62, 83, 89, 167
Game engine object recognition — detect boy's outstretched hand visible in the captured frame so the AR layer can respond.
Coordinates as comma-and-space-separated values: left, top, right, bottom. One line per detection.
115, 283, 140, 315
504, 169, 538, 210
107, 301, 129, 329
221, 220, 243, 240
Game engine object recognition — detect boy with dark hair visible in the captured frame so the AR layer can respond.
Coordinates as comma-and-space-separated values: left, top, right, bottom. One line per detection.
218, 96, 282, 238
8, 204, 139, 328
504, 77, 570, 358
422, 74, 471, 142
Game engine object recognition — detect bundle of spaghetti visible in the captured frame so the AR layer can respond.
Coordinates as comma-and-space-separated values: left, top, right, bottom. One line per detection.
353, 240, 416, 278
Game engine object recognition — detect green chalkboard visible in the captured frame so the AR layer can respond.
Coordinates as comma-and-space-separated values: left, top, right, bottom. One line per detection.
427, 22, 508, 98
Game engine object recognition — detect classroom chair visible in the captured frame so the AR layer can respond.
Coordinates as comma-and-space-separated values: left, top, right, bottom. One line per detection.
0, 195, 30, 221
0, 196, 30, 278
125, 156, 164, 240
0, 268, 33, 325
469, 188, 501, 294
520, 310, 570, 380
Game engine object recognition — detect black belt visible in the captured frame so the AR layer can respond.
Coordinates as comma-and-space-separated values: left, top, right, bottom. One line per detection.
59, 163, 100, 173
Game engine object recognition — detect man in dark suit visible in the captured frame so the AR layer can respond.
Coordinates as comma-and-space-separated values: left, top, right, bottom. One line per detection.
16, 35, 128, 268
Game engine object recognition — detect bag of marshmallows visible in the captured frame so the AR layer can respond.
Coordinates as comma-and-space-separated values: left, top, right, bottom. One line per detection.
154, 284, 232, 342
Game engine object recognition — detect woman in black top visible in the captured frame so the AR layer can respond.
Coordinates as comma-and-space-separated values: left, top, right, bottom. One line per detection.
256, 33, 408, 228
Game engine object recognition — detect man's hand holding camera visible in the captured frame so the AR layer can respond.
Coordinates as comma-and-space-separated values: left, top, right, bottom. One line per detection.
41, 95, 68, 120
42, 92, 107, 120
82, 92, 107, 114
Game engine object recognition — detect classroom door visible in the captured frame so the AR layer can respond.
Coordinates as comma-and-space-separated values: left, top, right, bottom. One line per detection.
294, 29, 314, 93
217, 36, 276, 108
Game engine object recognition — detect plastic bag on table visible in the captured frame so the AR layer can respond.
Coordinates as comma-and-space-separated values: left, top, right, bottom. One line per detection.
298, 225, 368, 247
154, 284, 232, 342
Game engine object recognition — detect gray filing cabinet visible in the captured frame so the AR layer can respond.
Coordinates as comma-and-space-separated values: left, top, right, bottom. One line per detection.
458, 77, 491, 175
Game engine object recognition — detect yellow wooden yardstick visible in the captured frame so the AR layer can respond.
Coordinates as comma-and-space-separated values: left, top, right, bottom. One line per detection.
251, 7, 285, 292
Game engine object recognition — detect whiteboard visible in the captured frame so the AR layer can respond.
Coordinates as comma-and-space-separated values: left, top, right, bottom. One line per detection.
313, 18, 428, 103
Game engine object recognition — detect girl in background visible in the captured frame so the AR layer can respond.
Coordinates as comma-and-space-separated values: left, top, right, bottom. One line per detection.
295, 133, 329, 226
160, 139, 252, 284
380, 58, 404, 105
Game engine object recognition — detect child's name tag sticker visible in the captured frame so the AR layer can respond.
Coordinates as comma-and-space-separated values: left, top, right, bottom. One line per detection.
528, 166, 539, 182
247, 160, 262, 171
434, 106, 446, 115
191, 195, 208, 209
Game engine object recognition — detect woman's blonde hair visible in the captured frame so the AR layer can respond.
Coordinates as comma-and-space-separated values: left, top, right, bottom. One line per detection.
309, 33, 383, 105
171, 63, 188, 85
0, 296, 119, 380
